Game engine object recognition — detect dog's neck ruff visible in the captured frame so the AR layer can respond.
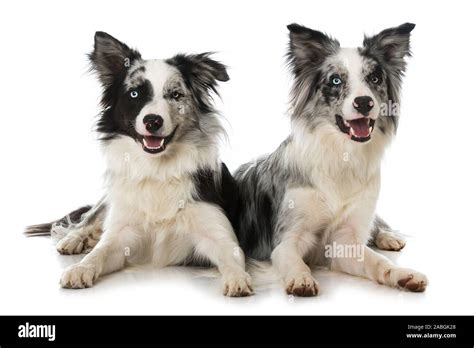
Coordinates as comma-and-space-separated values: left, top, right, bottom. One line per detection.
287, 119, 393, 184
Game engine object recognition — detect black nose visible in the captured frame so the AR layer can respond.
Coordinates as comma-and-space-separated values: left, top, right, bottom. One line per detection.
143, 114, 163, 133
353, 96, 374, 116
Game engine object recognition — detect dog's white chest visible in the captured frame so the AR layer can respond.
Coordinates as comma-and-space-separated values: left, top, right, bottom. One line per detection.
106, 175, 197, 266
109, 175, 195, 224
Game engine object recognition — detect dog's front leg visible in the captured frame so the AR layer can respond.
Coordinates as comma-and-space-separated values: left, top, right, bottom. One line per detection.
189, 203, 253, 297
271, 237, 319, 297
329, 226, 428, 292
270, 188, 322, 297
60, 223, 134, 289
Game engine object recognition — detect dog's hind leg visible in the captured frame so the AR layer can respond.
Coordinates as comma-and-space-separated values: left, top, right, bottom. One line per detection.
369, 215, 406, 251
55, 197, 107, 255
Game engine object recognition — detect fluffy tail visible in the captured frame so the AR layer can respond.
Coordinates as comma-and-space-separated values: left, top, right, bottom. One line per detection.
246, 259, 281, 289
24, 205, 93, 237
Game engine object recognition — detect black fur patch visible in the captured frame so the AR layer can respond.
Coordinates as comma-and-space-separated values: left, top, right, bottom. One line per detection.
97, 79, 154, 140
191, 163, 239, 225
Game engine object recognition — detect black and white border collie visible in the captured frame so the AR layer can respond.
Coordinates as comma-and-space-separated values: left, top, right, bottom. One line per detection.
26, 32, 253, 297
234, 23, 428, 296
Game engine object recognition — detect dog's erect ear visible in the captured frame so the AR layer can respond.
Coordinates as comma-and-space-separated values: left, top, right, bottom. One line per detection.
286, 23, 340, 76
89, 32, 141, 87
362, 23, 415, 63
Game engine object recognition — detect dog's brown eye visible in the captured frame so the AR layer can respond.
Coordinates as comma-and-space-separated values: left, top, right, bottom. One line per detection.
370, 75, 380, 84
172, 91, 182, 99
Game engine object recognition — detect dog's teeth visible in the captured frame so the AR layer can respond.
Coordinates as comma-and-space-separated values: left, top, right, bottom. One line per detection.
349, 128, 354, 137
369, 126, 373, 133
142, 137, 166, 150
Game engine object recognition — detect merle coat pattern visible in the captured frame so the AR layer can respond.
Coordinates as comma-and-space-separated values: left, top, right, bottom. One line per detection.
233, 23, 427, 296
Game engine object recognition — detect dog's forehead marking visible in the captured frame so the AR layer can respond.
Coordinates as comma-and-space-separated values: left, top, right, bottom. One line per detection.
335, 48, 364, 82
143, 60, 179, 96
125, 61, 146, 88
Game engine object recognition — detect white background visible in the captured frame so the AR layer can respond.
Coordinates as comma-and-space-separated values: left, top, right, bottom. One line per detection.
1, 0, 473, 315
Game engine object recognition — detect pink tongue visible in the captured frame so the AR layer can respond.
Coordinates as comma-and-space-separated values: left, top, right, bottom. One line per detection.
348, 118, 370, 137
144, 136, 164, 148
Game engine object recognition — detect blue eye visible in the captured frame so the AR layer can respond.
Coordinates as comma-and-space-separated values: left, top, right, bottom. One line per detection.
130, 90, 139, 98
331, 76, 342, 86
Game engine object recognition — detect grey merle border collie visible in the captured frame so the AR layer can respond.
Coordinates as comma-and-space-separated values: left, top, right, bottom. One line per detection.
233, 22, 428, 296
26, 32, 253, 297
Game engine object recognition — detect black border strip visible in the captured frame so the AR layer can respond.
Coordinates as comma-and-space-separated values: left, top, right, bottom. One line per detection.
0, 315, 472, 346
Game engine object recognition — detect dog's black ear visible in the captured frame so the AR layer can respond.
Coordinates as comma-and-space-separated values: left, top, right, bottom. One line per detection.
89, 31, 141, 87
362, 23, 415, 63
286, 23, 340, 76
168, 53, 229, 113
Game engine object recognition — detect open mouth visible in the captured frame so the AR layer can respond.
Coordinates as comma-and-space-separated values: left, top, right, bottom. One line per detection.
139, 126, 178, 154
335, 115, 375, 143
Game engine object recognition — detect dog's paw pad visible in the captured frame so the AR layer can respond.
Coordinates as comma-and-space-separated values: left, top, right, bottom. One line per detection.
285, 272, 319, 297
223, 273, 253, 297
394, 269, 428, 292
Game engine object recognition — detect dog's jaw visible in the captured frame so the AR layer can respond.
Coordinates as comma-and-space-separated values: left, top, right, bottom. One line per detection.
335, 115, 376, 143
138, 125, 179, 155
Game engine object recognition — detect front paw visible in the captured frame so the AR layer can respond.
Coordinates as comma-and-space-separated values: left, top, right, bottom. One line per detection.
60, 264, 98, 289
387, 268, 428, 292
285, 272, 319, 297
223, 272, 253, 297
